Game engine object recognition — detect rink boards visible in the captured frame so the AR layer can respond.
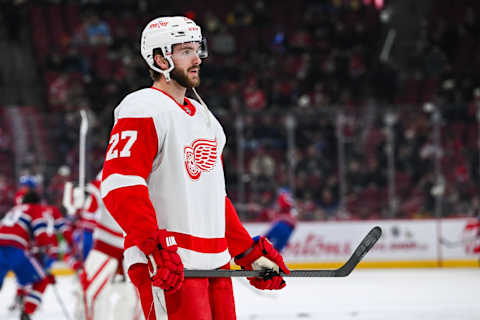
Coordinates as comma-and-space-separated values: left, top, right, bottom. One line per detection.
19, 217, 478, 277
245, 218, 480, 268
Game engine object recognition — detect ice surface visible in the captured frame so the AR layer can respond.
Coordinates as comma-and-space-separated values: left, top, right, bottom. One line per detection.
1, 269, 478, 320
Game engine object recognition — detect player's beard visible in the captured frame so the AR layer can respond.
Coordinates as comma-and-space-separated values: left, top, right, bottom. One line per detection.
171, 66, 200, 88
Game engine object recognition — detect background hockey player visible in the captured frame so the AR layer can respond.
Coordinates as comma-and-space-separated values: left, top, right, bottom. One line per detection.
14, 175, 39, 206
101, 16, 290, 320
9, 195, 71, 312
263, 189, 298, 252
0, 190, 56, 320
75, 172, 142, 320
40, 201, 74, 270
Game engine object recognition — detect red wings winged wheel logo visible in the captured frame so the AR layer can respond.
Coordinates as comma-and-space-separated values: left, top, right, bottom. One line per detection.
184, 139, 218, 180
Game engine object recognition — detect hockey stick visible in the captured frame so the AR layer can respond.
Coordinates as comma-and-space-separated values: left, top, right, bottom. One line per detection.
51, 283, 73, 320
63, 109, 89, 216
78, 109, 88, 197
184, 226, 382, 278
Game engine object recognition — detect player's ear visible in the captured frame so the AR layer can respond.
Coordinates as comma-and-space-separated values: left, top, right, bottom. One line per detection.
153, 54, 169, 71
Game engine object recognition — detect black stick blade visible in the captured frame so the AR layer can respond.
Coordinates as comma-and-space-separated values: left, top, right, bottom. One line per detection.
335, 225, 382, 277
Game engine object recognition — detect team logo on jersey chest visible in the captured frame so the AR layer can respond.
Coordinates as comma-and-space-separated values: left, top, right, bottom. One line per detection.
184, 139, 218, 180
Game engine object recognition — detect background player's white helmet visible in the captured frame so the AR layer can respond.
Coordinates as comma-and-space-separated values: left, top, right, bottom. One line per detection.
141, 16, 207, 81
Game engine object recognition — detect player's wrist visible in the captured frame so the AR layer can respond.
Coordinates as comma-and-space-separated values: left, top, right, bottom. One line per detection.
235, 236, 290, 274
234, 238, 263, 268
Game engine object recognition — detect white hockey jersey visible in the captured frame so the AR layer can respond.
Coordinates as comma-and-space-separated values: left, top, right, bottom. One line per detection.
101, 87, 250, 271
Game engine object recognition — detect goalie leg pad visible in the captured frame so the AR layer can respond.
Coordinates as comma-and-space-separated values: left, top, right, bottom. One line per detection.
94, 276, 141, 320
77, 249, 118, 320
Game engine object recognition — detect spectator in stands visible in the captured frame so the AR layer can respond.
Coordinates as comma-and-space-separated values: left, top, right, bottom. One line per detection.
249, 146, 276, 188
297, 192, 317, 221
63, 46, 90, 75
226, 3, 253, 27
211, 26, 236, 56
317, 188, 338, 219
297, 145, 322, 176
86, 14, 112, 46
289, 28, 313, 52
48, 74, 71, 110
204, 11, 221, 33
243, 76, 267, 111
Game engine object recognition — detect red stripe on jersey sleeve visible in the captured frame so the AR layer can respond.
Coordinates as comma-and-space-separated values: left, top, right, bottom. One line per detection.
102, 117, 159, 249
225, 196, 253, 257
102, 185, 158, 249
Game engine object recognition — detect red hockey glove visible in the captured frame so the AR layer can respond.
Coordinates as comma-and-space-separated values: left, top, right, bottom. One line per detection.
234, 236, 290, 290
137, 229, 184, 294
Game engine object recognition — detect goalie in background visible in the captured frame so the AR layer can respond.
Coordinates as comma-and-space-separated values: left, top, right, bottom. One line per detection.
74, 172, 142, 320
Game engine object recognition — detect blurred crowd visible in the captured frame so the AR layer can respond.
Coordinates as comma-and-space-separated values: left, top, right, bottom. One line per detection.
0, 0, 479, 221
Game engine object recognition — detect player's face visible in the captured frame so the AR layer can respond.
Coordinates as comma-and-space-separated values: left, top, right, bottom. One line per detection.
171, 42, 202, 88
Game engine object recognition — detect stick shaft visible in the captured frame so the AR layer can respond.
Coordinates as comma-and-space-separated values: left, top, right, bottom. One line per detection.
185, 226, 382, 278
79, 109, 89, 191
52, 283, 73, 320
184, 269, 336, 278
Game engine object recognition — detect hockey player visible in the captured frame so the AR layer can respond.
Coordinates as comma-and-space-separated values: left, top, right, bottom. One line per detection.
41, 202, 74, 268
101, 16, 290, 320
263, 189, 298, 252
0, 190, 56, 320
9, 196, 68, 312
75, 172, 141, 320
14, 175, 38, 206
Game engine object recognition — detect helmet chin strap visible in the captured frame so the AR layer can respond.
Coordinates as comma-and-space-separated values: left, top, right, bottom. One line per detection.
192, 87, 211, 128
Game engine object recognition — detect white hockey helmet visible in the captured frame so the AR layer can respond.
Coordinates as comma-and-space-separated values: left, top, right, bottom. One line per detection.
141, 16, 207, 81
